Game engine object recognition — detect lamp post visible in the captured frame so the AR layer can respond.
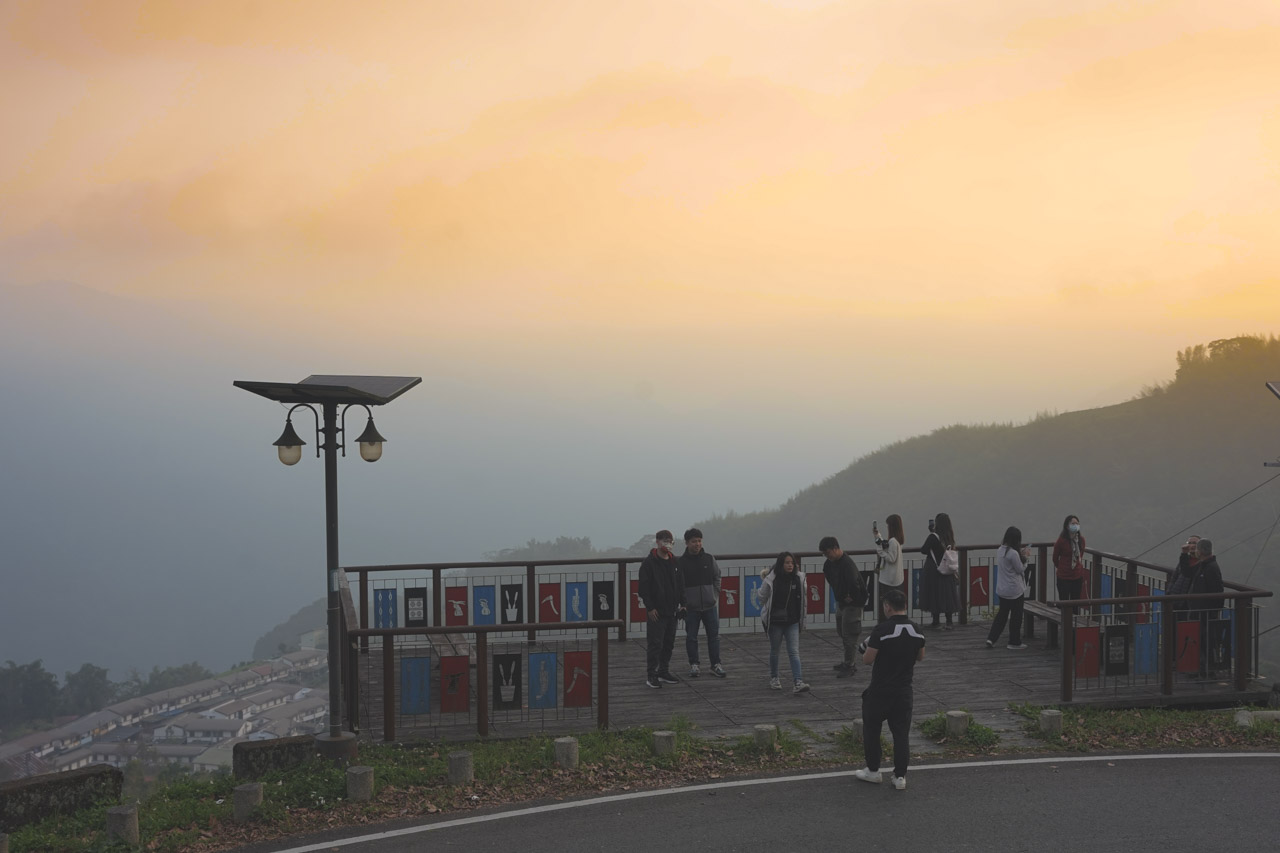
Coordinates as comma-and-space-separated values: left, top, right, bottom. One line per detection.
234, 375, 421, 762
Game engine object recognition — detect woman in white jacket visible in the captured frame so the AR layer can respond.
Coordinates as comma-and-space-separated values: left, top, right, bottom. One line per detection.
874, 514, 906, 598
985, 526, 1031, 650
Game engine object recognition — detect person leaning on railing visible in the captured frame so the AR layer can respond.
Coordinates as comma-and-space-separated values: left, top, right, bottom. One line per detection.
1052, 514, 1088, 600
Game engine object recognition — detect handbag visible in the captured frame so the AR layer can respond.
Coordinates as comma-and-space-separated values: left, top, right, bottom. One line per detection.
937, 546, 960, 576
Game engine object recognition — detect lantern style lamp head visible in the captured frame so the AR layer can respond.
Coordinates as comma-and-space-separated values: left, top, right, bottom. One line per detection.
355, 414, 387, 463
273, 418, 306, 466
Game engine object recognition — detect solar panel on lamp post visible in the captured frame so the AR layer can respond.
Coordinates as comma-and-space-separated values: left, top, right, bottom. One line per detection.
234, 375, 421, 763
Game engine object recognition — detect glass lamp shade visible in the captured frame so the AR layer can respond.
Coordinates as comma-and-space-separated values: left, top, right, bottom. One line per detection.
272, 418, 307, 466
277, 443, 303, 466
358, 441, 383, 462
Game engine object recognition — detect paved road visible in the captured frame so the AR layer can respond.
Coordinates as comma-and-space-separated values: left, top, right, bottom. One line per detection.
247, 753, 1279, 853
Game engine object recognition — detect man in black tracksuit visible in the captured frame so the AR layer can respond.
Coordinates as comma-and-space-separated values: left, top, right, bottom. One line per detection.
677, 527, 725, 678
638, 529, 685, 688
855, 588, 926, 790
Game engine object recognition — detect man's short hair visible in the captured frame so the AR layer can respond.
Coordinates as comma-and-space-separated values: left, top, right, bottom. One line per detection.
1197, 538, 1214, 556
818, 536, 840, 552
656, 529, 674, 542
683, 528, 703, 542
882, 589, 907, 612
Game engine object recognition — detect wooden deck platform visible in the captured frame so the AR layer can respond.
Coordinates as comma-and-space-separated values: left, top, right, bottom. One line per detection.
353, 622, 1267, 743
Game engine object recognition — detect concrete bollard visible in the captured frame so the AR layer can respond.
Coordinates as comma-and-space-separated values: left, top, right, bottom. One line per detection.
347, 765, 375, 802
1040, 709, 1064, 736
1235, 710, 1254, 728
849, 718, 864, 743
448, 751, 474, 784
653, 730, 676, 757
233, 782, 264, 824
753, 724, 777, 748
554, 737, 579, 769
945, 711, 970, 738
106, 804, 139, 845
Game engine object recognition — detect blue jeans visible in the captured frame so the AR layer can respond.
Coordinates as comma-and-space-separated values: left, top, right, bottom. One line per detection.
768, 622, 802, 680
685, 607, 721, 666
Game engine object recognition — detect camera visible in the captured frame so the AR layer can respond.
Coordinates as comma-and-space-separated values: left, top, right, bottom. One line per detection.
928, 518, 936, 533
857, 639, 868, 655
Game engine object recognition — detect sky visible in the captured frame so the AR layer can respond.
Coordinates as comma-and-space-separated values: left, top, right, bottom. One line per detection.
2, 0, 1279, 678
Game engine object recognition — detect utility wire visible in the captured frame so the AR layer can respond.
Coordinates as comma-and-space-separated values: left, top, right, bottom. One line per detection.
1132, 471, 1280, 560
1243, 509, 1280, 584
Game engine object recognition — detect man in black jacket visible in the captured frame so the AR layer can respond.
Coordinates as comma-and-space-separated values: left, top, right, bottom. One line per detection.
639, 530, 685, 688
678, 528, 725, 678
821, 536, 866, 677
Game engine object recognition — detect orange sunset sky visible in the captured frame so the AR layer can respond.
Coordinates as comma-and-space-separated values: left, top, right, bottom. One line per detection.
2, 0, 1278, 417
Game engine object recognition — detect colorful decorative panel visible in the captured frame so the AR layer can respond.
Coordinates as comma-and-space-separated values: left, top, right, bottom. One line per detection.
591, 580, 614, 621
1075, 625, 1100, 679
528, 652, 557, 710
1175, 620, 1200, 673
405, 587, 429, 628
563, 650, 592, 708
744, 575, 764, 618
374, 588, 398, 629
473, 585, 496, 626
969, 565, 991, 607
492, 653, 522, 712
439, 655, 470, 713
805, 573, 826, 615
500, 584, 524, 625
538, 583, 562, 623
720, 576, 740, 619
1151, 587, 1164, 622
1206, 618, 1232, 670
444, 587, 468, 626
1134, 623, 1158, 676
399, 656, 431, 715
1136, 584, 1151, 625
1100, 574, 1113, 616
629, 579, 647, 624
565, 582, 588, 622
1104, 625, 1130, 677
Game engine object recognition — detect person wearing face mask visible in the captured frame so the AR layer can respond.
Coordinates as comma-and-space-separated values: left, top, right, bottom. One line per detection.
1052, 515, 1088, 601
638, 530, 686, 689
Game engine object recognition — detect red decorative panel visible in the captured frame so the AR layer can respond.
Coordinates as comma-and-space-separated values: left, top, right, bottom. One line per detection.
439, 655, 470, 713
969, 565, 991, 606
538, 583, 562, 623
563, 650, 592, 708
805, 574, 826, 615
629, 579, 647, 624
720, 576, 740, 619
1176, 620, 1201, 673
1075, 625, 1100, 679
444, 587, 468, 627
1136, 584, 1151, 624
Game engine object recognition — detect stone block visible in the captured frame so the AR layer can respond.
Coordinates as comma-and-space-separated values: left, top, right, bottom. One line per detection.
448, 751, 474, 785
753, 724, 777, 748
105, 804, 139, 845
653, 730, 676, 757
0, 765, 122, 833
233, 735, 318, 781
1040, 709, 1063, 736
1235, 710, 1254, 728
554, 737, 579, 769
945, 711, 970, 738
347, 766, 374, 803
233, 782, 263, 824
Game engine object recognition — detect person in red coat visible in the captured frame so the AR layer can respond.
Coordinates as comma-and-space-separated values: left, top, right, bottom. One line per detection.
1052, 514, 1087, 601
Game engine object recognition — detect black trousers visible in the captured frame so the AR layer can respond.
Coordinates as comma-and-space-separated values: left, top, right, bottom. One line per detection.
1056, 578, 1083, 601
862, 686, 913, 777
646, 615, 677, 677
988, 595, 1025, 646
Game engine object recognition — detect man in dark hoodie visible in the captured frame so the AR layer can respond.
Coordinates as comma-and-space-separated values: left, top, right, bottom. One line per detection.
821, 536, 867, 677
639, 529, 685, 689
678, 528, 725, 678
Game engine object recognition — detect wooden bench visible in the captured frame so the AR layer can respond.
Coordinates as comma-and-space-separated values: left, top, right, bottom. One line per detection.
1022, 599, 1062, 649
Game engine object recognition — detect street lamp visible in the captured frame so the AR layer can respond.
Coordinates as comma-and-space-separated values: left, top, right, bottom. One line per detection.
234, 374, 421, 762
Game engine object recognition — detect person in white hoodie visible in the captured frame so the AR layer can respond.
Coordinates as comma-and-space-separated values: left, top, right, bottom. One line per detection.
985, 526, 1032, 650
874, 514, 906, 598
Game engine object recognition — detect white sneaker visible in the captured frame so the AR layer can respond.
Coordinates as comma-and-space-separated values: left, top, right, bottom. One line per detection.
854, 767, 882, 784
793, 680, 810, 694
689, 664, 700, 677
984, 639, 994, 648
769, 677, 782, 690
891, 775, 907, 790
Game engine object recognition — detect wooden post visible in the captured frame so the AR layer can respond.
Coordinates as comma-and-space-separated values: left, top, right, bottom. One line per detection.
346, 639, 360, 734
597, 625, 610, 730
1161, 597, 1176, 696
958, 548, 969, 626
1060, 604, 1075, 703
1123, 561, 1139, 625
432, 568, 443, 627
382, 635, 395, 742
527, 564, 537, 645
359, 570, 370, 654
477, 632, 489, 737
616, 561, 628, 642
1234, 597, 1252, 691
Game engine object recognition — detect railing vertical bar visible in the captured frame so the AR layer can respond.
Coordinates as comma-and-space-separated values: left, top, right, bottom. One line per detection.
958, 548, 969, 626
1060, 605, 1075, 703
346, 638, 360, 733
359, 570, 370, 657
432, 568, 442, 627
526, 564, 537, 645
1037, 546, 1048, 603
597, 625, 609, 730
616, 561, 628, 642
382, 637, 395, 742
1234, 598, 1251, 691
1160, 600, 1175, 695
477, 632, 489, 737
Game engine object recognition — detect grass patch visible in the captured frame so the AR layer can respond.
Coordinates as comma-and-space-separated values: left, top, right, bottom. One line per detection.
1013, 705, 1280, 751
917, 711, 999, 753
831, 724, 892, 760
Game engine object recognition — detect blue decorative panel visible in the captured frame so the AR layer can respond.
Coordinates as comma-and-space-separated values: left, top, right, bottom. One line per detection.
828, 585, 837, 614
1151, 587, 1164, 621
400, 656, 431, 715
473, 585, 496, 625
565, 582, 588, 622
911, 568, 921, 610
529, 652, 557, 710
374, 588, 398, 629
1134, 623, 1158, 676
744, 576, 763, 618
1100, 574, 1113, 615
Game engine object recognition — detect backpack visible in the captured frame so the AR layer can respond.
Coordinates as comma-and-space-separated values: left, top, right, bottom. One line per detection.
937, 546, 960, 576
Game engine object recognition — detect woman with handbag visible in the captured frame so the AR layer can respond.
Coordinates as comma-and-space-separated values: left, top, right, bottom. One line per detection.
920, 512, 960, 629
986, 526, 1031, 650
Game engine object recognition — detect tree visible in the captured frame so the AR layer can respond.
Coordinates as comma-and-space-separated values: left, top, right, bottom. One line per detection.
0, 660, 60, 730
60, 663, 117, 715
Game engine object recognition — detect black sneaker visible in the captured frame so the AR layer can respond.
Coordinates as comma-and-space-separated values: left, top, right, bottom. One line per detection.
657, 672, 679, 684
646, 676, 662, 689
837, 666, 856, 678
832, 662, 851, 671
